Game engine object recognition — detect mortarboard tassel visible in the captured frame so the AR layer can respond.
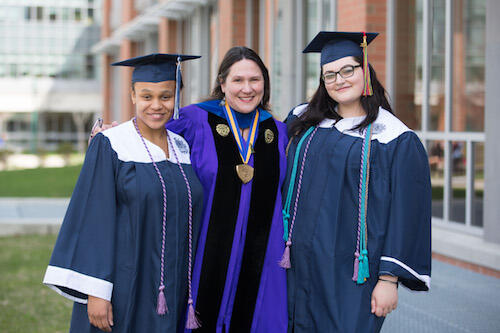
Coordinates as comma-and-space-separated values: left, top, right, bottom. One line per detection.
157, 285, 168, 315
361, 32, 373, 96
186, 298, 201, 329
173, 56, 182, 120
279, 241, 292, 269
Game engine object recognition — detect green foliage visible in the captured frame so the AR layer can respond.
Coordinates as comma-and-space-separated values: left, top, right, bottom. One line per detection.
0, 165, 81, 197
56, 142, 75, 166
0, 234, 71, 332
0, 149, 12, 164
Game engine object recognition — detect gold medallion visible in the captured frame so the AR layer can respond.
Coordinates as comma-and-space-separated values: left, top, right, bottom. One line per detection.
216, 124, 230, 137
236, 163, 254, 184
264, 129, 274, 143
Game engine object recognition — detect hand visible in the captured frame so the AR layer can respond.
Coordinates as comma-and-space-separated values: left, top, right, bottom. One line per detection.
88, 119, 119, 144
371, 275, 398, 317
87, 295, 114, 332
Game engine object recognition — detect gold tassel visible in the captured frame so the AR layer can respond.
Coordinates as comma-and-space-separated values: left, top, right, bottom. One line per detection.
360, 32, 373, 96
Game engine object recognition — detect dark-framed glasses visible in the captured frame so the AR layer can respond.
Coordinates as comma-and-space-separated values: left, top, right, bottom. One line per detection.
322, 64, 361, 84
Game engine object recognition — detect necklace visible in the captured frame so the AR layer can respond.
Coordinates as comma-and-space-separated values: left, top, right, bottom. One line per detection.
222, 101, 260, 183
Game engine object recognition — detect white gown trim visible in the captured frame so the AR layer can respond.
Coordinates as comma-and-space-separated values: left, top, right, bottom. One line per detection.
291, 104, 412, 144
380, 256, 431, 289
101, 120, 191, 164
43, 265, 114, 304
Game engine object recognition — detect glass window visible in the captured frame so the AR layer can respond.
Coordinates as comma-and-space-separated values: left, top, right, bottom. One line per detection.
85, 54, 94, 79
75, 8, 82, 21
306, 0, 320, 99
452, 0, 485, 132
428, 140, 444, 219
394, 0, 422, 130
62, 8, 70, 21
24, 6, 32, 20
49, 7, 57, 21
87, 8, 94, 23
429, 0, 445, 131
322, 0, 332, 29
472, 142, 484, 227
36, 6, 44, 21
450, 140, 466, 223
9, 63, 18, 77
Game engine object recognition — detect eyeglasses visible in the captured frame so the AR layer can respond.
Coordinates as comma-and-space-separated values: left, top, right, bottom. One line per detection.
322, 65, 362, 84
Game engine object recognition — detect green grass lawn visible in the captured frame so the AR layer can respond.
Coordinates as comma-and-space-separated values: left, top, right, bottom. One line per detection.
0, 234, 71, 332
0, 166, 81, 197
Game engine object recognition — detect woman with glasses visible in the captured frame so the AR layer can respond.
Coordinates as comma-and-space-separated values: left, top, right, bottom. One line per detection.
282, 32, 432, 332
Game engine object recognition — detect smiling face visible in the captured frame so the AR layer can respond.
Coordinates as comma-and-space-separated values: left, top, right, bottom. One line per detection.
131, 80, 176, 131
322, 56, 364, 107
221, 59, 265, 114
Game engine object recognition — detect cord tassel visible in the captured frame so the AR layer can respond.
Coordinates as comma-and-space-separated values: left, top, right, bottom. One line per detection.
185, 298, 201, 329
157, 285, 168, 315
279, 241, 292, 269
352, 251, 360, 281
356, 250, 370, 284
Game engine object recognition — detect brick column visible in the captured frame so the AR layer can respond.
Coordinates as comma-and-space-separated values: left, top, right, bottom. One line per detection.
101, 0, 112, 123
218, 0, 247, 62
120, 0, 136, 121
120, 40, 134, 121
159, 18, 178, 53
337, 0, 387, 85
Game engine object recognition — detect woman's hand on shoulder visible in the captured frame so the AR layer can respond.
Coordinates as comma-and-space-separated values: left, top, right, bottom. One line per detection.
371, 275, 398, 317
87, 295, 114, 332
88, 119, 119, 145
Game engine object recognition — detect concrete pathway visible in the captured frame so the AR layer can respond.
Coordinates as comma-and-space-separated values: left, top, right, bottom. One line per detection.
383, 260, 500, 333
0, 198, 68, 235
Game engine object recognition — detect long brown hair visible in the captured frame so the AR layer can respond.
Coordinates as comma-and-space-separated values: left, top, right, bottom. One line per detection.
289, 56, 392, 136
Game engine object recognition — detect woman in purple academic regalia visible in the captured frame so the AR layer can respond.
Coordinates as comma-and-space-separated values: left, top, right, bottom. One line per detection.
167, 46, 288, 333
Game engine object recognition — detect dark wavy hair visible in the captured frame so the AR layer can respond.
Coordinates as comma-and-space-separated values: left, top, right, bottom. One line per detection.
289, 56, 392, 136
209, 46, 271, 110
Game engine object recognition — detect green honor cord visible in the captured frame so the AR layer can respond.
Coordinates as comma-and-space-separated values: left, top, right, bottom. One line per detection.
282, 126, 315, 241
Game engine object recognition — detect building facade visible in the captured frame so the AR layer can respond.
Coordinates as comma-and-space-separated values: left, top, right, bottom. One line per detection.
0, 0, 102, 152
94, 0, 500, 272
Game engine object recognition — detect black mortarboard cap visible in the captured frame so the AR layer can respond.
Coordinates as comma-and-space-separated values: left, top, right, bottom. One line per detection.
112, 53, 201, 119
303, 31, 378, 66
111, 53, 200, 83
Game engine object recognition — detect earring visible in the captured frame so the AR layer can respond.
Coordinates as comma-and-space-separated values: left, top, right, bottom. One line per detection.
219, 96, 226, 106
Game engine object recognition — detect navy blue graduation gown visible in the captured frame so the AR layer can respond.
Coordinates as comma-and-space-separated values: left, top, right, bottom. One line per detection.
285, 105, 432, 333
43, 120, 203, 332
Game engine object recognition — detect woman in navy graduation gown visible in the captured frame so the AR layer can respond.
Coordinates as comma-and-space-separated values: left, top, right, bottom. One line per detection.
167, 46, 288, 333
43, 54, 204, 332
282, 32, 432, 332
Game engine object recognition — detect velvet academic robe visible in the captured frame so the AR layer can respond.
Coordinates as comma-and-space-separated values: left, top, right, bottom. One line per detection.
167, 100, 288, 333
284, 105, 432, 333
43, 120, 203, 332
